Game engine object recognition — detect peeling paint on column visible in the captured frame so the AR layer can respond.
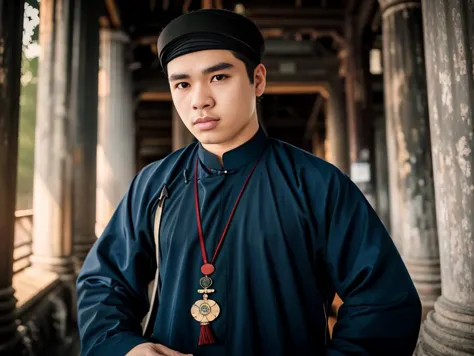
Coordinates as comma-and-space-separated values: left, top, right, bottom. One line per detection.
380, 0, 441, 315
422, 0, 474, 306
417, 0, 474, 354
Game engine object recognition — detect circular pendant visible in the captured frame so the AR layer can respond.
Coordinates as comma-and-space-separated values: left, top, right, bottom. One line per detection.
200, 276, 213, 289
201, 263, 215, 276
191, 299, 220, 323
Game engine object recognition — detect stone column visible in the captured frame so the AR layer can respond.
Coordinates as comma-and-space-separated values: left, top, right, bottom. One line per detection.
417, 1, 474, 354
325, 75, 349, 174
374, 112, 391, 232
70, 0, 100, 268
172, 105, 194, 151
344, 15, 377, 207
31, 0, 75, 282
96, 29, 135, 236
379, 0, 440, 318
0, 1, 25, 353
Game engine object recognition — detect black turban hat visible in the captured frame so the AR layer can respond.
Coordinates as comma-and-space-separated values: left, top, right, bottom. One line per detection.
157, 9, 265, 70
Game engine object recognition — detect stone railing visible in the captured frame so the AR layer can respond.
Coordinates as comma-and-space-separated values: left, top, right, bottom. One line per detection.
14, 209, 33, 274
11, 210, 78, 355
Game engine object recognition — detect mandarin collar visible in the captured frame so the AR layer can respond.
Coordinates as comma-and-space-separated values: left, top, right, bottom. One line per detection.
197, 127, 269, 171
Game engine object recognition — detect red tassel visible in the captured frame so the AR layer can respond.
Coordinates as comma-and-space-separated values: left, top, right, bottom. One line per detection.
198, 323, 216, 345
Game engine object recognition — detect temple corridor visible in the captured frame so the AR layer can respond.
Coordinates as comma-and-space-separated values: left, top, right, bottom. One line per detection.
1, 0, 473, 355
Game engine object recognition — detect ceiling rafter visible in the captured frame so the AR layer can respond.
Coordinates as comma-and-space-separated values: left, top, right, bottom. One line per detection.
105, 0, 121, 28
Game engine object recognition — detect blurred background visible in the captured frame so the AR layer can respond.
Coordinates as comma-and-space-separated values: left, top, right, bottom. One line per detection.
1, 0, 473, 355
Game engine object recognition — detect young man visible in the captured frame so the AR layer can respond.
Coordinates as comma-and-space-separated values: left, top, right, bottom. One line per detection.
76, 9, 422, 356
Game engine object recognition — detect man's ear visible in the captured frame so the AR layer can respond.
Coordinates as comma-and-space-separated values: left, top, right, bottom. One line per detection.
254, 63, 266, 97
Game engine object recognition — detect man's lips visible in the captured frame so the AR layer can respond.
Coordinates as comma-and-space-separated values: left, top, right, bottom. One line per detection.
194, 117, 219, 130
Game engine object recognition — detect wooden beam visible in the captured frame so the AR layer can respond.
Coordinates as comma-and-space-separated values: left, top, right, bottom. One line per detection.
264, 82, 328, 96
139, 82, 329, 102
139, 92, 172, 101
357, 0, 379, 35
246, 7, 344, 17
305, 95, 325, 137
133, 55, 339, 94
250, 17, 344, 29
105, 0, 121, 28
371, 7, 382, 32
201, 0, 212, 9
134, 30, 346, 50
244, 7, 345, 30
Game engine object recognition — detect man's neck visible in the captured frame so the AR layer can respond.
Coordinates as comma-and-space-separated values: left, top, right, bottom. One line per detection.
201, 119, 260, 165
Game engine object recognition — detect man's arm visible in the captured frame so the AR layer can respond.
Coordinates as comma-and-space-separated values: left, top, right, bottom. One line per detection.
324, 171, 422, 356
76, 174, 156, 356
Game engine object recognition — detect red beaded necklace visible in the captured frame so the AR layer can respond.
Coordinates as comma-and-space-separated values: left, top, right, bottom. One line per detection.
190, 154, 262, 346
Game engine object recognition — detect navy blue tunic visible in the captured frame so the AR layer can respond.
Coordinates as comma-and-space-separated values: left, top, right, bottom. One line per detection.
76, 128, 421, 356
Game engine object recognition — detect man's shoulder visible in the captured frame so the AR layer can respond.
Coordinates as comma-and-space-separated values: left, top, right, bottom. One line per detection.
270, 138, 365, 207
133, 143, 198, 191
269, 138, 343, 179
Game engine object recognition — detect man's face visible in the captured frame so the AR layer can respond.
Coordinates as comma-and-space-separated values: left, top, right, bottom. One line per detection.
167, 49, 266, 146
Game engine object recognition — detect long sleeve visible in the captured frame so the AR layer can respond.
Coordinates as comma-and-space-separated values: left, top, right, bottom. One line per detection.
324, 171, 422, 356
76, 173, 157, 356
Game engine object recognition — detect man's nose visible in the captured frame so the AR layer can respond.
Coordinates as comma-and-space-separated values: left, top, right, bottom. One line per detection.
192, 86, 214, 110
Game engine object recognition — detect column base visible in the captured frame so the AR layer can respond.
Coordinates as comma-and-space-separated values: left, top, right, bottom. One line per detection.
30, 255, 78, 325
405, 258, 441, 319
0, 286, 22, 354
73, 236, 96, 267
416, 296, 474, 356
30, 255, 75, 278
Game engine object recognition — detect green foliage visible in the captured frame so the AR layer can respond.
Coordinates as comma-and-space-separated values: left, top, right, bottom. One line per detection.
16, 55, 37, 210
16, 1, 39, 210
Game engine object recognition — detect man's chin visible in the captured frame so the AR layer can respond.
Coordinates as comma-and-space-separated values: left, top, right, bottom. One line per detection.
195, 132, 227, 145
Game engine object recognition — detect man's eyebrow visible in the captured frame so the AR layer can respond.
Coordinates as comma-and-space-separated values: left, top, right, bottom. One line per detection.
168, 62, 235, 82
168, 73, 190, 81
202, 62, 234, 74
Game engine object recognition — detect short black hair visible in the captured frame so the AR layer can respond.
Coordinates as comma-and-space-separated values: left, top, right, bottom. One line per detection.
231, 51, 258, 84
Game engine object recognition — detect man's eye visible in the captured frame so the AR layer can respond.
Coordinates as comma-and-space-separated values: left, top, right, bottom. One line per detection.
176, 82, 189, 89
212, 74, 227, 81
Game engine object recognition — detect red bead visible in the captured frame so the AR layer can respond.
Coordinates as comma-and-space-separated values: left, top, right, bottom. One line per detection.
201, 263, 215, 275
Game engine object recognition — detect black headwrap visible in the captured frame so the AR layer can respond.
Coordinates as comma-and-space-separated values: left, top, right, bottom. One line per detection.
157, 9, 265, 70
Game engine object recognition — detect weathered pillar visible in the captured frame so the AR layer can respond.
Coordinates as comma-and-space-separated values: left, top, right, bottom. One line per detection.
0, 1, 26, 353
374, 111, 391, 232
344, 15, 377, 207
416, 1, 474, 354
96, 29, 135, 236
379, 0, 440, 318
325, 75, 349, 174
71, 0, 100, 268
172, 105, 194, 151
31, 0, 75, 282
